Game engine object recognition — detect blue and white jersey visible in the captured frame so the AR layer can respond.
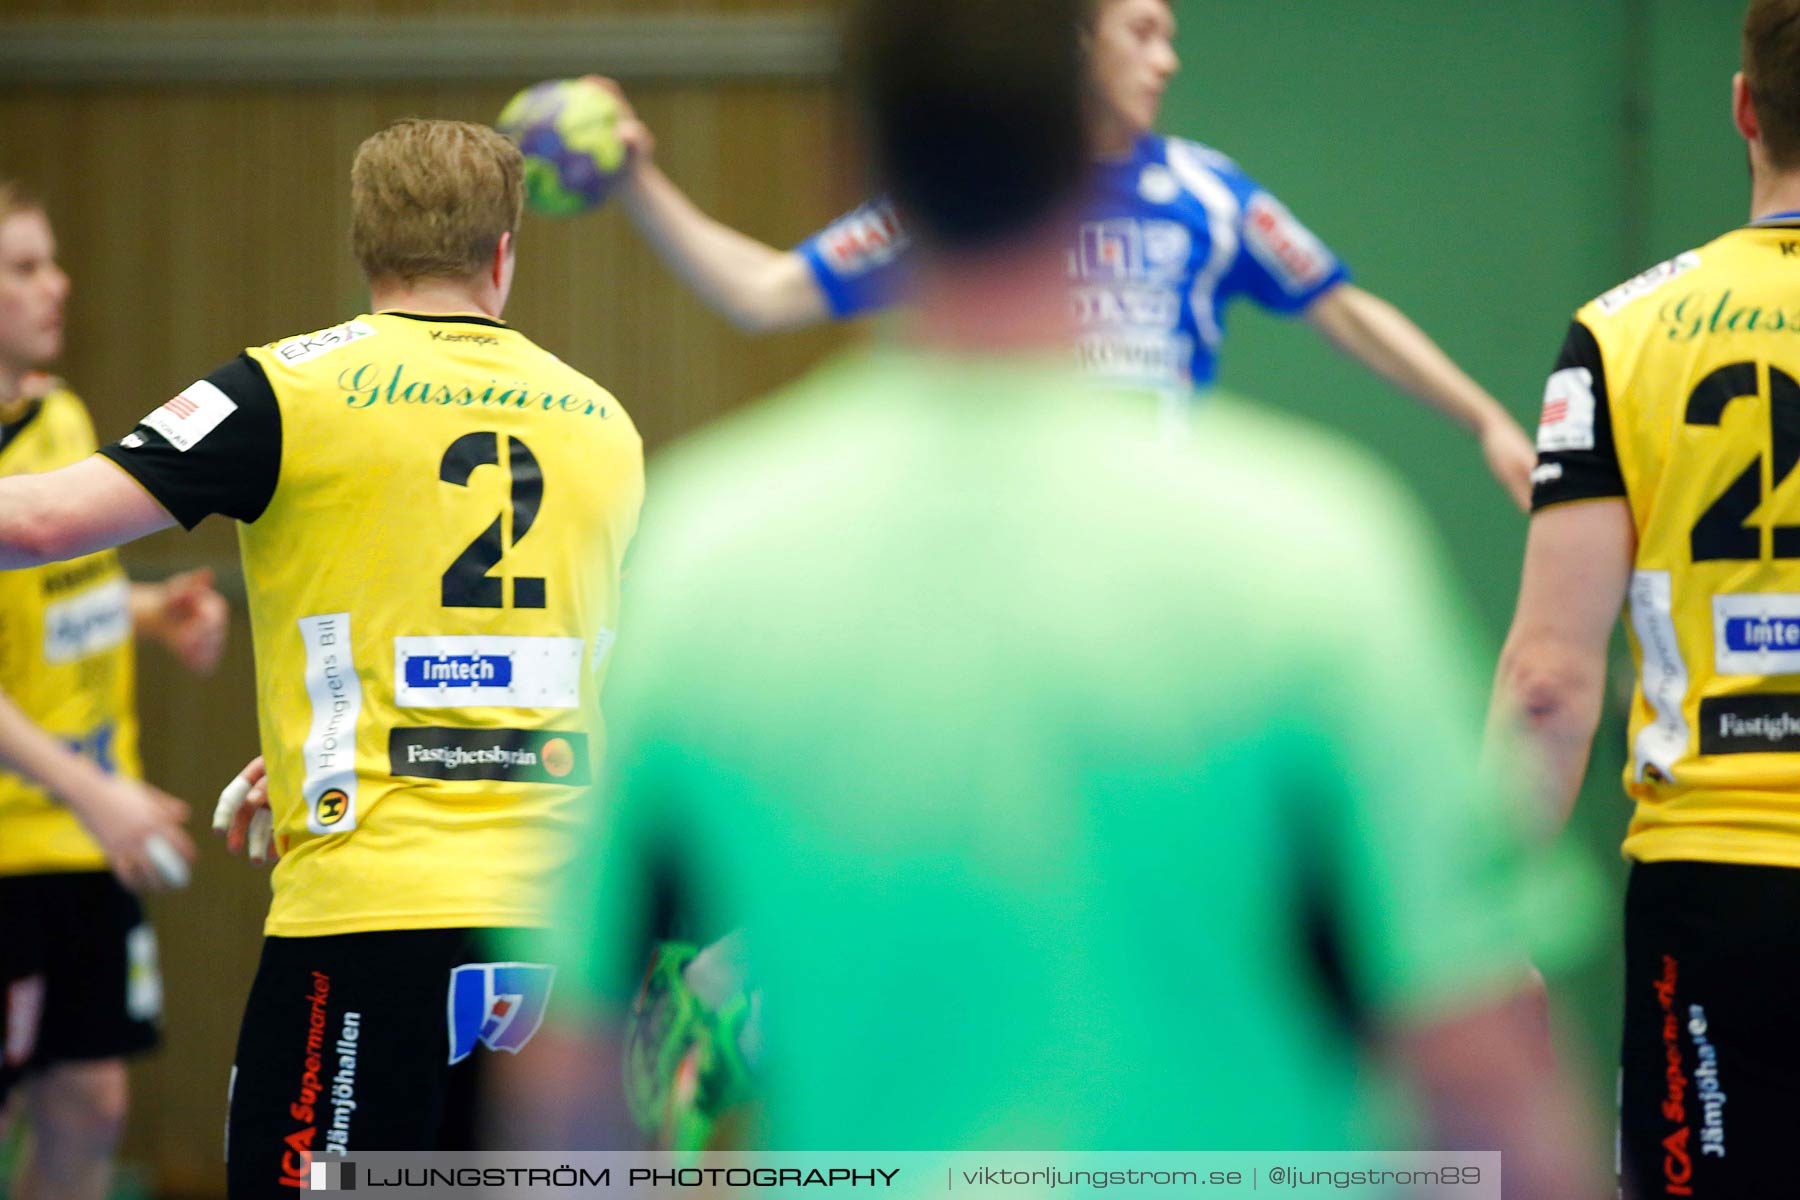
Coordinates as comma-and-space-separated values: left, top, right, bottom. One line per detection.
796, 134, 1351, 395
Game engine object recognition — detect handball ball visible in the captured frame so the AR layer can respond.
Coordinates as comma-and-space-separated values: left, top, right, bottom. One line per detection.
497, 78, 627, 216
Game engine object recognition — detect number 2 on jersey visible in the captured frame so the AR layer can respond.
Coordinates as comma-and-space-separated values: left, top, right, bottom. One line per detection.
1687, 361, 1800, 563
439, 432, 546, 608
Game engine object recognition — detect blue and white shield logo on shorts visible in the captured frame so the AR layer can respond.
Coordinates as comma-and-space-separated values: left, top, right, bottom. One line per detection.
446, 962, 556, 1065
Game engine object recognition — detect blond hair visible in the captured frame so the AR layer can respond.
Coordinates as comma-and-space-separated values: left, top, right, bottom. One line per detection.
349, 119, 523, 284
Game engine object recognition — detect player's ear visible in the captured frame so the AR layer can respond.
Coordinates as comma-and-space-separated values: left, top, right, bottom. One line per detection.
1734, 71, 1762, 148
492, 231, 515, 290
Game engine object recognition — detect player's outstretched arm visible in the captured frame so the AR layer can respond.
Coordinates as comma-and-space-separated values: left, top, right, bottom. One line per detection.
0, 456, 177, 571
589, 78, 831, 334
1305, 284, 1537, 511
1486, 499, 1635, 831
130, 567, 229, 674
1390, 987, 1610, 1199
0, 684, 193, 891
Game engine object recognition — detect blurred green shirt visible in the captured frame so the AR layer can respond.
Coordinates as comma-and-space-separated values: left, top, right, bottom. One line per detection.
550, 347, 1541, 1150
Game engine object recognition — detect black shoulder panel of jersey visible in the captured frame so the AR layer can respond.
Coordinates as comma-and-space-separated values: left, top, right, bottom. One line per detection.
97, 353, 282, 530
1531, 319, 1628, 512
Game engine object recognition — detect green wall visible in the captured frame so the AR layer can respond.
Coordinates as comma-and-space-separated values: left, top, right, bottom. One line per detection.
1163, 0, 1746, 1106
1166, 0, 1627, 630
1646, 0, 1748, 256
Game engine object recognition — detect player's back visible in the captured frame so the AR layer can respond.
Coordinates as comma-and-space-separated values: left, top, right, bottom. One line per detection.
230, 312, 643, 936
599, 348, 1528, 1149
1553, 224, 1800, 864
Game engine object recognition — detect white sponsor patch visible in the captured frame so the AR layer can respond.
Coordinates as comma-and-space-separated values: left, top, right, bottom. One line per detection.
1630, 570, 1691, 784
42, 576, 130, 664
1242, 192, 1337, 293
1537, 366, 1598, 453
1713, 593, 1800, 675
1141, 221, 1192, 272
126, 924, 162, 1021
269, 318, 378, 366
393, 636, 584, 709
4, 975, 44, 1067
300, 612, 363, 835
1074, 330, 1192, 389
816, 202, 909, 277
142, 379, 237, 452
1070, 285, 1182, 330
1531, 462, 1565, 487
1595, 252, 1702, 316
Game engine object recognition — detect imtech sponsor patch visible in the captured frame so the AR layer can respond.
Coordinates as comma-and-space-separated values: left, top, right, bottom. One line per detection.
1713, 593, 1800, 675
392, 635, 583, 709
388, 727, 588, 785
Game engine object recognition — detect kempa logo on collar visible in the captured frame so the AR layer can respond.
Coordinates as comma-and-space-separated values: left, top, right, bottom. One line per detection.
428, 329, 501, 347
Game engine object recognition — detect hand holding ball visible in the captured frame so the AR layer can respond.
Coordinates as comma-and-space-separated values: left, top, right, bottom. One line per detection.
497, 78, 629, 216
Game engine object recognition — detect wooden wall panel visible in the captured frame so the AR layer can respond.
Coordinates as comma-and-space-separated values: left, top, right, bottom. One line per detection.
0, 81, 855, 462
0, 53, 854, 1194
8, 0, 828, 16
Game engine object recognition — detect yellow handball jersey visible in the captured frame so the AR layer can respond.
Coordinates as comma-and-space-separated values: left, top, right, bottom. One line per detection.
1533, 218, 1800, 868
100, 312, 643, 935
0, 384, 142, 875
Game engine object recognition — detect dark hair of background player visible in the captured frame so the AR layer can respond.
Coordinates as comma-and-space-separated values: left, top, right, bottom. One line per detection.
0, 182, 43, 228
845, 0, 1090, 250
1743, 0, 1800, 169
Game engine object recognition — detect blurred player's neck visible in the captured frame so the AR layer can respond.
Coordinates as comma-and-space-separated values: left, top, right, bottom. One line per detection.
1086, 110, 1140, 160
368, 276, 504, 322
0, 362, 26, 423
1750, 163, 1800, 223
906, 224, 1075, 356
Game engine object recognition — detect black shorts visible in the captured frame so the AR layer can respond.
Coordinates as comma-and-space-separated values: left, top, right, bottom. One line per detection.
1620, 860, 1800, 1199
225, 928, 554, 1198
0, 871, 161, 1107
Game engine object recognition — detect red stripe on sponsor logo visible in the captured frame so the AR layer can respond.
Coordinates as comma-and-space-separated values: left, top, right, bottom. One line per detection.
1542, 400, 1568, 425
163, 394, 198, 419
